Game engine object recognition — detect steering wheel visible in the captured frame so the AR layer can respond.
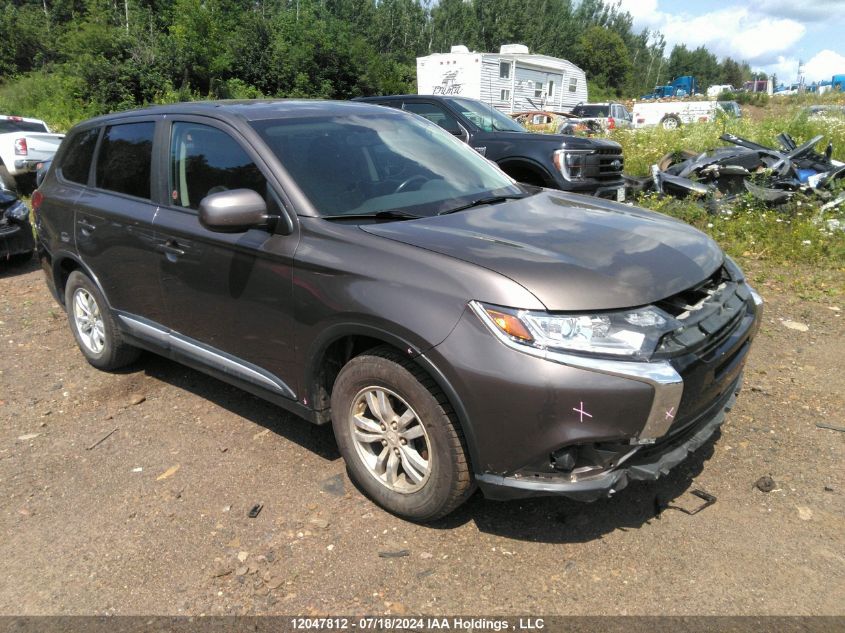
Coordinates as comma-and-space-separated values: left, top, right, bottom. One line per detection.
394, 175, 427, 193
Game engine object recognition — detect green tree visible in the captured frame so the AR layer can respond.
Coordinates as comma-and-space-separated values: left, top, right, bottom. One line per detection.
574, 25, 631, 93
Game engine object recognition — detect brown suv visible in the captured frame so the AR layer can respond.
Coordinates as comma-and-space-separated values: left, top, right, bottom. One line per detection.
34, 100, 762, 521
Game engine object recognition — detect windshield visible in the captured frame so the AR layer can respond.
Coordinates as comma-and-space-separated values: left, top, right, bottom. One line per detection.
0, 119, 49, 134
571, 105, 609, 117
445, 98, 526, 133
251, 111, 523, 217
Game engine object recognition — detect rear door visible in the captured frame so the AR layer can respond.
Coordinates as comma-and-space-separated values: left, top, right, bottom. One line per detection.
39, 127, 99, 259
153, 117, 300, 399
74, 118, 166, 322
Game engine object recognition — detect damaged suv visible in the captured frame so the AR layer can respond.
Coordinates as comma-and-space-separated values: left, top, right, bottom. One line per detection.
35, 101, 762, 521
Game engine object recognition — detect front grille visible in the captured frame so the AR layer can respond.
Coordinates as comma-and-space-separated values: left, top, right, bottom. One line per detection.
597, 150, 624, 180
654, 266, 750, 358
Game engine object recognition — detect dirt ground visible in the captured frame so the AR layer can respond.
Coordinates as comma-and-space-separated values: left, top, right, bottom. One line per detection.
1, 256, 843, 616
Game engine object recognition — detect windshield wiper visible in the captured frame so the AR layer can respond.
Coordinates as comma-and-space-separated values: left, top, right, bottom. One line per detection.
323, 210, 422, 221
437, 194, 526, 216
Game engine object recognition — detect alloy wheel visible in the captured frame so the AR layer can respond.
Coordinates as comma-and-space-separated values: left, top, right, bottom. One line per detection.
348, 386, 432, 493
73, 288, 105, 354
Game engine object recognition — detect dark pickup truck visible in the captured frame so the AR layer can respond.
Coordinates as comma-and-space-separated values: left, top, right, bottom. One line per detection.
356, 95, 626, 200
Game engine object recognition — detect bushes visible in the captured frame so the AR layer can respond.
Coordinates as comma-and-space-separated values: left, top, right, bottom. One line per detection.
734, 91, 769, 106
0, 70, 100, 132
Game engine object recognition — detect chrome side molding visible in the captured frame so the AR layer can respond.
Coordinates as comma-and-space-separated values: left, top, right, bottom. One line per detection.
116, 313, 296, 400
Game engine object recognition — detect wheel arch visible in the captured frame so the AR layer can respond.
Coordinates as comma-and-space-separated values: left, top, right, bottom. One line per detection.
496, 157, 556, 187
305, 325, 479, 468
52, 253, 109, 309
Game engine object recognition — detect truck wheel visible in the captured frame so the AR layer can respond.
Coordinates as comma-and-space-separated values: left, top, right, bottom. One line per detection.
0, 164, 16, 192
330, 346, 474, 522
65, 270, 140, 370
661, 115, 681, 130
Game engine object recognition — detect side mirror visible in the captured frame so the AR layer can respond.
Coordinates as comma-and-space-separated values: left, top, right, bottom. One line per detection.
199, 189, 268, 233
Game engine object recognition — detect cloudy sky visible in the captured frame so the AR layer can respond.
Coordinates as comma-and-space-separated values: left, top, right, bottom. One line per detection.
614, 0, 845, 84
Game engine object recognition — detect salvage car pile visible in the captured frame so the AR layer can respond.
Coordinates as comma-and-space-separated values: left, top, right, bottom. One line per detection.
626, 132, 845, 212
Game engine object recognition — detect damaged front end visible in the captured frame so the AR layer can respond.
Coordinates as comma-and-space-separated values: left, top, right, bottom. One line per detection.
1, 188, 35, 263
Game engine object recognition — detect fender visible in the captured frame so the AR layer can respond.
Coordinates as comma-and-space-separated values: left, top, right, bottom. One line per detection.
303, 321, 480, 469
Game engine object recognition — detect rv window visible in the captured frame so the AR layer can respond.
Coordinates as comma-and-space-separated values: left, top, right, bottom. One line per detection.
500, 89, 510, 101
534, 82, 543, 98
499, 62, 511, 79
569, 77, 578, 92
548, 81, 554, 99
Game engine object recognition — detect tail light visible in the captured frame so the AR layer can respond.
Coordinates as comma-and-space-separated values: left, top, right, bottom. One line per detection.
607, 117, 615, 129
637, 117, 645, 124
31, 190, 43, 210
31, 190, 44, 220
14, 138, 28, 155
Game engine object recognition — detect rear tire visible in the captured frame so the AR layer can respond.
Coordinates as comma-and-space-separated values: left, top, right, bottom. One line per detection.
661, 115, 681, 130
331, 346, 474, 521
65, 270, 140, 370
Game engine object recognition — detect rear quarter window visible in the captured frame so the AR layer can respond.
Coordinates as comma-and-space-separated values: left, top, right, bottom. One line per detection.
95, 121, 155, 200
59, 128, 100, 185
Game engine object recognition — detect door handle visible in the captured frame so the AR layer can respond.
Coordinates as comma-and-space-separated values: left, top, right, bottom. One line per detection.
156, 240, 186, 257
78, 219, 97, 232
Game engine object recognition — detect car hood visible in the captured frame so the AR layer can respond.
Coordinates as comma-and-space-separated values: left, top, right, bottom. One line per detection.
506, 131, 620, 151
359, 191, 724, 311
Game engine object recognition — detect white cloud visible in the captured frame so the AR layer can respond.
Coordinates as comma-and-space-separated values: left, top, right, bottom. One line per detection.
803, 49, 845, 82
751, 0, 841, 23
758, 50, 845, 83
610, 3, 806, 65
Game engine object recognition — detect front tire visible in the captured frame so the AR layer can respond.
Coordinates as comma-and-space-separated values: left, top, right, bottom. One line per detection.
331, 347, 474, 521
65, 270, 140, 370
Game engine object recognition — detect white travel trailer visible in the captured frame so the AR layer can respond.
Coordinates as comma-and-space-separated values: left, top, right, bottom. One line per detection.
416, 44, 588, 114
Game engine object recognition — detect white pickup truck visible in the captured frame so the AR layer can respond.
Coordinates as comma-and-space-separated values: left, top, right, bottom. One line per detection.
0, 115, 64, 191
631, 101, 719, 130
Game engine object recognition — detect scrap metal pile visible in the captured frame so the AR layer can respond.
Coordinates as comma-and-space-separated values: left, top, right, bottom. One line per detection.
627, 132, 845, 211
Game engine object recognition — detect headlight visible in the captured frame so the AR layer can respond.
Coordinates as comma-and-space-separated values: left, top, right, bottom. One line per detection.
553, 149, 592, 181
5, 200, 30, 221
472, 301, 679, 360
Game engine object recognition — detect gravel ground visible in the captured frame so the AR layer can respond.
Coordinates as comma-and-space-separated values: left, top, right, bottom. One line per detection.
1, 256, 843, 616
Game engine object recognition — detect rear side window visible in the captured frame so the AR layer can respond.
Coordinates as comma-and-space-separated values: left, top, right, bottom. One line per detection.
95, 122, 155, 200
169, 122, 268, 211
59, 128, 99, 185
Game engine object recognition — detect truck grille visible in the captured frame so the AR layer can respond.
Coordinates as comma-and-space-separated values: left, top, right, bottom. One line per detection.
589, 148, 624, 181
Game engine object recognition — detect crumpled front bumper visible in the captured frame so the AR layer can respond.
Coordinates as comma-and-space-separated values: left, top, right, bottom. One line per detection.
1, 219, 35, 258
476, 378, 740, 501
